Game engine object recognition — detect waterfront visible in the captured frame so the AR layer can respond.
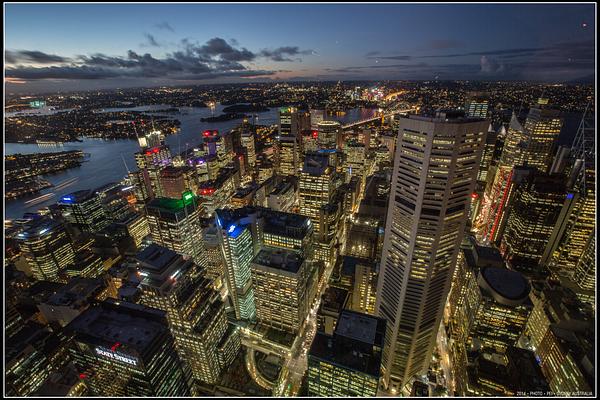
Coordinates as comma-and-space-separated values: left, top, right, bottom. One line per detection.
5, 104, 378, 219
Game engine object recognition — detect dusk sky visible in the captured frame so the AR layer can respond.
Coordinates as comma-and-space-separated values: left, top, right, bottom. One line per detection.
5, 3, 596, 93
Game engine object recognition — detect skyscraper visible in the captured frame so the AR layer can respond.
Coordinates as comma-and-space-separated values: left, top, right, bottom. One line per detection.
16, 218, 76, 282
307, 310, 386, 397
145, 191, 202, 262
376, 111, 487, 391
66, 299, 190, 397
215, 211, 257, 321
58, 190, 110, 233
134, 244, 239, 388
499, 171, 566, 277
317, 120, 341, 150
250, 247, 310, 333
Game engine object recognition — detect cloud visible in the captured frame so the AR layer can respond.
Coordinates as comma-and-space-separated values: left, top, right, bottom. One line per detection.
5, 50, 71, 64
427, 39, 464, 50
155, 21, 174, 32
259, 46, 314, 62
480, 56, 505, 74
5, 37, 311, 82
142, 33, 161, 47
369, 55, 412, 61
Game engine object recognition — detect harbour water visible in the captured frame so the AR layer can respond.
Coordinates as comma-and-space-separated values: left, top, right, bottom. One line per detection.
5, 104, 378, 219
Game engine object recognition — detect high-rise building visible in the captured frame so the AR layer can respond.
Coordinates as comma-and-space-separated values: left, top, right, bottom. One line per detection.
16, 218, 76, 282
550, 108, 595, 273
250, 247, 310, 333
477, 124, 497, 183
145, 191, 202, 262
536, 322, 594, 394
66, 299, 190, 396
58, 190, 110, 233
215, 207, 314, 321
307, 310, 386, 397
134, 245, 239, 388
299, 152, 335, 233
159, 166, 198, 199
572, 229, 595, 294
134, 144, 172, 199
276, 135, 301, 176
477, 106, 563, 243
500, 172, 566, 278
465, 96, 489, 119
376, 111, 488, 391
6, 322, 69, 396
241, 129, 257, 169
467, 266, 532, 352
215, 212, 257, 321
317, 120, 341, 150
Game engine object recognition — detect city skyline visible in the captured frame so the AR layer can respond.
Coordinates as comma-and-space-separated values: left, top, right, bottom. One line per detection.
5, 3, 596, 93
4, 3, 596, 398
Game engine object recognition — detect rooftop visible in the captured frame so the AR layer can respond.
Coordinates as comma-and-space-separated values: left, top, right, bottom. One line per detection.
66, 299, 168, 351
252, 247, 304, 274
478, 266, 531, 306
58, 190, 95, 204
17, 218, 64, 240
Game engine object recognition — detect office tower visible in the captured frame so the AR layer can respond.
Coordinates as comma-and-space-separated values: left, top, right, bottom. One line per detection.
6, 322, 69, 396
349, 258, 378, 315
215, 211, 257, 321
159, 166, 198, 199
114, 211, 150, 250
215, 207, 314, 321
345, 140, 370, 186
134, 245, 239, 387
276, 135, 301, 176
500, 172, 566, 278
38, 277, 107, 327
58, 190, 110, 233
63, 250, 104, 279
467, 266, 532, 352
134, 144, 172, 198
524, 280, 593, 353
279, 106, 308, 138
308, 310, 386, 397
299, 152, 335, 233
536, 323, 594, 394
200, 225, 226, 289
572, 229, 595, 293
550, 108, 595, 272
376, 111, 488, 391
137, 129, 165, 149
317, 120, 341, 150
521, 106, 563, 172
477, 107, 563, 243
94, 182, 132, 222
465, 95, 489, 119
145, 191, 202, 262
66, 299, 190, 396
250, 247, 309, 333
344, 218, 379, 259
464, 347, 549, 396
241, 129, 256, 169
16, 218, 76, 282
268, 179, 296, 212
477, 124, 497, 183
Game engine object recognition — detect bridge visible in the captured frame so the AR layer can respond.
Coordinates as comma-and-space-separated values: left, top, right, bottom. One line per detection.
342, 107, 418, 130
